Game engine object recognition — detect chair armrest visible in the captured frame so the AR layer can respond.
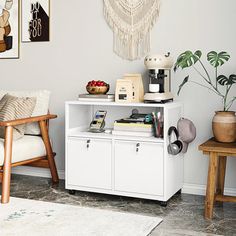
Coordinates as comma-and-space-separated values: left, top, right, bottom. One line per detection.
0, 114, 57, 127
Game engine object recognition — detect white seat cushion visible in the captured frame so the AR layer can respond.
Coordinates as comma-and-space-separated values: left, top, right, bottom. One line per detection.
0, 135, 46, 166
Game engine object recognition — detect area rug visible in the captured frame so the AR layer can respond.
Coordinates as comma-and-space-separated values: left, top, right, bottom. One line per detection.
0, 197, 162, 236
155, 229, 223, 236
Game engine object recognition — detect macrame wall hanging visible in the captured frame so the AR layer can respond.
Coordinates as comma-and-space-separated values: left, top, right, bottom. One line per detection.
103, 0, 160, 61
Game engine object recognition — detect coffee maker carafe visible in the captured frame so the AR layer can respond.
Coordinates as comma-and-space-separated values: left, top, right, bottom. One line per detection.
144, 53, 174, 103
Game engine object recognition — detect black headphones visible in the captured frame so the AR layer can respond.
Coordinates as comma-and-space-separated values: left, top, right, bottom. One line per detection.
167, 126, 183, 155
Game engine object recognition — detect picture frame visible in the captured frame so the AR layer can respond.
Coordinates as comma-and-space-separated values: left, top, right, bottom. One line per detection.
0, 0, 20, 59
21, 0, 50, 42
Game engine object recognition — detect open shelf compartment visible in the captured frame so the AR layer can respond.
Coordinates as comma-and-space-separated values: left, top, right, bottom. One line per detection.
66, 102, 166, 142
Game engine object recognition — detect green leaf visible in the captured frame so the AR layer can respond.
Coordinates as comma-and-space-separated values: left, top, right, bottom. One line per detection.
217, 74, 236, 86
207, 51, 230, 67
174, 50, 202, 71
228, 74, 236, 85
177, 76, 189, 95
217, 75, 228, 85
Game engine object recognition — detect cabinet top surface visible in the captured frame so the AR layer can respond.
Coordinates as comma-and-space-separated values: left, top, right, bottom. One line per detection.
65, 100, 183, 108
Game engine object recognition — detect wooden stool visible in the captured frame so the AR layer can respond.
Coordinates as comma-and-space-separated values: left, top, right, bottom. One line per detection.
199, 138, 236, 219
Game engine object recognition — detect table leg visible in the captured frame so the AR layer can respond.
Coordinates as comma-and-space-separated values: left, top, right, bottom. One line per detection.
205, 152, 219, 219
217, 156, 227, 196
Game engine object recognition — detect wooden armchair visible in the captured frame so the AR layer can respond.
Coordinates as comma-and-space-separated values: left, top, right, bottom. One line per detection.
0, 114, 59, 204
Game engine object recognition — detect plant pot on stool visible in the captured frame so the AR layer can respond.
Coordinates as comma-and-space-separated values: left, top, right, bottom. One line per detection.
212, 111, 236, 143
174, 50, 236, 143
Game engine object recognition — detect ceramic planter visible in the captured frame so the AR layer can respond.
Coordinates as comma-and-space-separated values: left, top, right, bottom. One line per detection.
212, 111, 236, 143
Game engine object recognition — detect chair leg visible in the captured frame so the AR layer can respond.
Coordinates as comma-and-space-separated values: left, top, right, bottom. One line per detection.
1, 126, 13, 204
39, 120, 59, 184
0, 171, 3, 183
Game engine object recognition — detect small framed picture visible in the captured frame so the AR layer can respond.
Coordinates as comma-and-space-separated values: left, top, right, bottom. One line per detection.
21, 0, 50, 42
0, 0, 20, 59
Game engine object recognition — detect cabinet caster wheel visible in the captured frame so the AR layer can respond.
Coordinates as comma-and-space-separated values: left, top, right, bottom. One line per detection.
176, 189, 182, 195
69, 190, 76, 195
160, 201, 167, 207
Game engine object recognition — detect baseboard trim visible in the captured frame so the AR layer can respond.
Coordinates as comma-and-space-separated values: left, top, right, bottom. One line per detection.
11, 168, 236, 197
12, 166, 65, 180
182, 183, 236, 196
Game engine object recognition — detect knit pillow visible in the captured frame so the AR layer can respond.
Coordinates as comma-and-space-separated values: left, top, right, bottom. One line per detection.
0, 94, 37, 139
0, 90, 50, 135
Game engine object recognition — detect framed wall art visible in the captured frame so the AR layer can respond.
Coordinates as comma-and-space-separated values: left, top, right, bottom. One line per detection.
0, 0, 19, 59
22, 0, 50, 42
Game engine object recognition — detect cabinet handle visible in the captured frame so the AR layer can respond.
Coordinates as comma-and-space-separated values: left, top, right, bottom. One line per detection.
86, 140, 91, 149
136, 143, 140, 153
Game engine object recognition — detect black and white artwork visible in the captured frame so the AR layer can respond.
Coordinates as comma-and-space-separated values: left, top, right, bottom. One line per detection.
22, 0, 50, 42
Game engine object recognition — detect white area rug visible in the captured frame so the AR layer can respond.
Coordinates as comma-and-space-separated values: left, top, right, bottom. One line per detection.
155, 229, 223, 236
0, 197, 162, 236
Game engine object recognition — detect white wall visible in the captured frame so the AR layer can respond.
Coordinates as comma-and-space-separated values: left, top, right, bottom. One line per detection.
2, 0, 236, 194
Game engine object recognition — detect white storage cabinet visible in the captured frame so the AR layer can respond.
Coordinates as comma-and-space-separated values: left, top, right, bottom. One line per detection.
65, 101, 184, 205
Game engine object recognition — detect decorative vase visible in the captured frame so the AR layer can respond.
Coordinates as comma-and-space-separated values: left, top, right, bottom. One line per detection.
212, 111, 236, 143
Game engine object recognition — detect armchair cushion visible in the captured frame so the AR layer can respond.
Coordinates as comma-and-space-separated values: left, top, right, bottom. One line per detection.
0, 94, 36, 139
0, 90, 50, 135
0, 135, 46, 166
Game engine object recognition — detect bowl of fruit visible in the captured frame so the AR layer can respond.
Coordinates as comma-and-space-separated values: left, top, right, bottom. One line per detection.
86, 80, 110, 95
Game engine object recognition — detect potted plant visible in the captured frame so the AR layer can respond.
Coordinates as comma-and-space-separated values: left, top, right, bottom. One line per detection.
174, 50, 236, 142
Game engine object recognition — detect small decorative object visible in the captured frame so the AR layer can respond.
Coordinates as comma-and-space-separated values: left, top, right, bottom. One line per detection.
174, 50, 236, 142
115, 79, 133, 103
212, 111, 236, 143
86, 80, 110, 95
0, 0, 19, 58
103, 0, 160, 61
115, 74, 144, 103
22, 0, 50, 42
123, 74, 144, 103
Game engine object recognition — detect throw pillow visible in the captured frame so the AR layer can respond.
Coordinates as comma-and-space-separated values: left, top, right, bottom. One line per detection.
0, 90, 50, 135
0, 94, 37, 139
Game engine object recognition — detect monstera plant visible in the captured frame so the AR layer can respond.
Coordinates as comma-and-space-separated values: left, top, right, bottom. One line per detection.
174, 50, 236, 143
174, 50, 236, 111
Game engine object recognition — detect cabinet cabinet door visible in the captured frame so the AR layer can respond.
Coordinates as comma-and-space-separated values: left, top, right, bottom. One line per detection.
114, 141, 164, 196
67, 138, 112, 190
